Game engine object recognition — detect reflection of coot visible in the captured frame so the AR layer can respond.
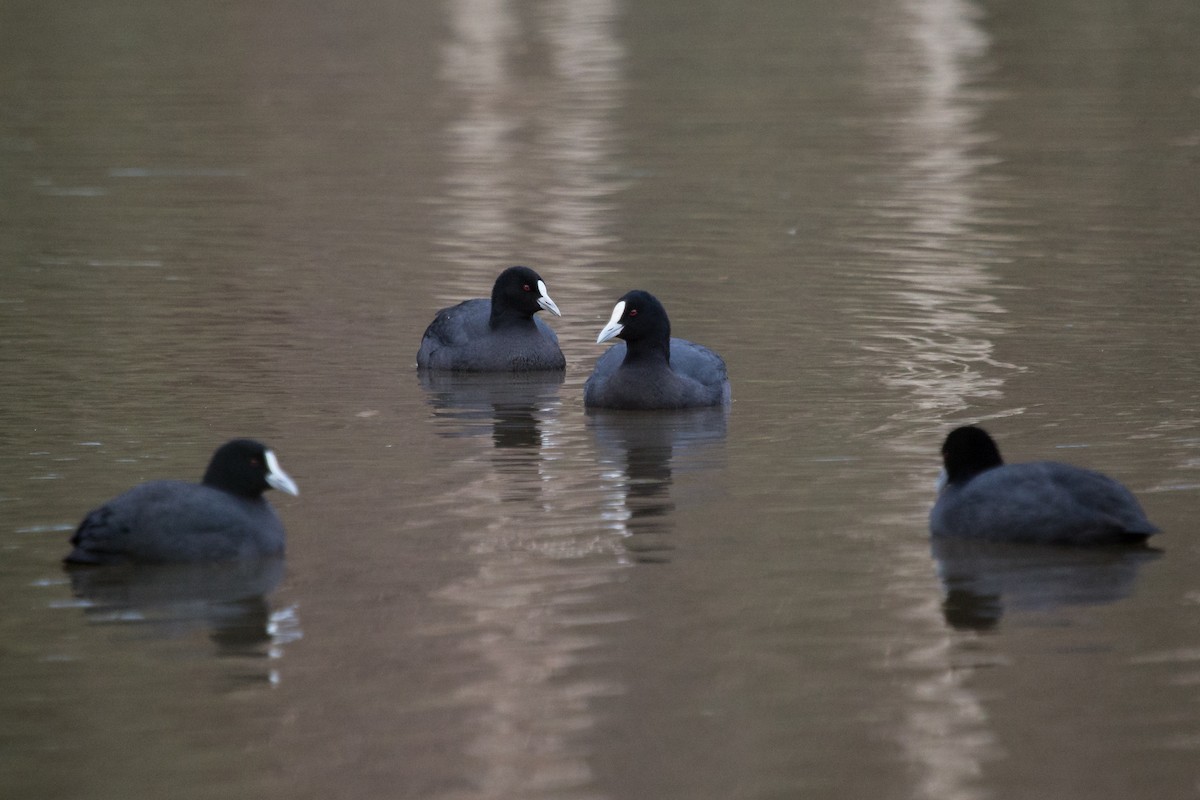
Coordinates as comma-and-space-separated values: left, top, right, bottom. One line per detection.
66, 559, 286, 657
931, 538, 1161, 632
419, 371, 566, 503
419, 370, 564, 450
588, 408, 728, 562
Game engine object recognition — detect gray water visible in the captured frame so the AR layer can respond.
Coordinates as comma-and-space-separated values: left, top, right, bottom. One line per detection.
3, 1, 1200, 798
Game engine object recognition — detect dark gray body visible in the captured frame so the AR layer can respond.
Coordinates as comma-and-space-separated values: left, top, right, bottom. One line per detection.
67, 480, 287, 564
930, 461, 1159, 545
583, 338, 731, 410
417, 299, 565, 371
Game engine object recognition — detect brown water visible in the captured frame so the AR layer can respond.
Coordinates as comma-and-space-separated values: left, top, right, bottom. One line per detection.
3, 0, 1200, 798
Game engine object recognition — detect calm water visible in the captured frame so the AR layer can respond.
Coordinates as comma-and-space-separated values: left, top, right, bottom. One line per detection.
3, 0, 1200, 798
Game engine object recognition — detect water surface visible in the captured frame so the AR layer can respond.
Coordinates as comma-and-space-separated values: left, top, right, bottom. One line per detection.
3, 1, 1200, 798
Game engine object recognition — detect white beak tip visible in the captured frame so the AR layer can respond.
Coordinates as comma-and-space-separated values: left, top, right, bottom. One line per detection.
265, 450, 300, 496
596, 300, 625, 344
537, 280, 562, 316
595, 324, 623, 344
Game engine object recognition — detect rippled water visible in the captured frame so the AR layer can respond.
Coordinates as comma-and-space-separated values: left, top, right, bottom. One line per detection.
3, 0, 1200, 798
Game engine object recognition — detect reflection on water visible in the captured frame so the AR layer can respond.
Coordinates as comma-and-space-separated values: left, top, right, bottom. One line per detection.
589, 408, 728, 564
420, 370, 565, 448
63, 559, 299, 679
419, 371, 567, 509
436, 0, 624, 326
932, 539, 1162, 632
416, 2, 630, 794
424, 400, 728, 798
856, 0, 1022, 447
858, 0, 1016, 797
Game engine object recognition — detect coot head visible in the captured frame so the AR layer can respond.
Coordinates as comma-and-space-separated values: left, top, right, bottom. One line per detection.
203, 439, 299, 498
492, 266, 561, 320
941, 426, 1004, 485
596, 290, 671, 353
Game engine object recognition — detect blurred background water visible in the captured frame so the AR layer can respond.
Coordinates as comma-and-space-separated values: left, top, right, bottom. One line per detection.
2, 0, 1199, 798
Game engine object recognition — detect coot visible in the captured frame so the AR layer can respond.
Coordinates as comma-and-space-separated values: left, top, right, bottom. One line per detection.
65, 439, 299, 565
417, 266, 565, 371
930, 425, 1159, 545
583, 290, 730, 410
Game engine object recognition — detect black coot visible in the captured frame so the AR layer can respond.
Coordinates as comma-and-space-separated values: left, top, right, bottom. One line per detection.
583, 290, 731, 410
930, 425, 1159, 545
417, 266, 565, 371
65, 439, 299, 565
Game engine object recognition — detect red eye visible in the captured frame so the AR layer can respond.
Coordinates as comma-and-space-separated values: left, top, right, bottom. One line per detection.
523, 284, 532, 292
250, 457, 261, 466
629, 309, 638, 316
